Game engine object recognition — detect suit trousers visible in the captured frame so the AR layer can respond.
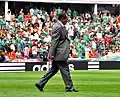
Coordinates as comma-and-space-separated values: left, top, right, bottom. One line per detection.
38, 60, 73, 89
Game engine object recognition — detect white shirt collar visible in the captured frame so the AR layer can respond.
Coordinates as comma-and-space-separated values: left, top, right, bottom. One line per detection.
58, 20, 64, 27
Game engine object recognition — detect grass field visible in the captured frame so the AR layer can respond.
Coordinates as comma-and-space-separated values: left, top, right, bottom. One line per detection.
0, 70, 120, 97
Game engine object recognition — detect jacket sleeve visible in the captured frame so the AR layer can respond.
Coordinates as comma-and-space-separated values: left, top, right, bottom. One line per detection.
48, 26, 61, 58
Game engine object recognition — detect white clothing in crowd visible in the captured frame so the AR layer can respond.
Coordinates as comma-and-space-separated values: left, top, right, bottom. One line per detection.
6, 11, 11, 21
91, 41, 97, 50
65, 23, 74, 39
96, 32, 103, 39
44, 35, 51, 43
32, 46, 38, 55
30, 8, 34, 16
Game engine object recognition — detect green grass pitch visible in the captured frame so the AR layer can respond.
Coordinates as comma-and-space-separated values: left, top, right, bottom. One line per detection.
0, 70, 120, 97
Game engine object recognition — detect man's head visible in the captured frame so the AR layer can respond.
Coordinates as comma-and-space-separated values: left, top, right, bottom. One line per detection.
58, 12, 68, 25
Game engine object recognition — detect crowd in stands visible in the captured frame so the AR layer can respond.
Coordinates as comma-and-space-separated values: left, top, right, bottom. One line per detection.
0, 6, 120, 62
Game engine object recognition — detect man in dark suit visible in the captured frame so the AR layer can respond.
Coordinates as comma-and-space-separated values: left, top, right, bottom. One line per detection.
35, 12, 78, 92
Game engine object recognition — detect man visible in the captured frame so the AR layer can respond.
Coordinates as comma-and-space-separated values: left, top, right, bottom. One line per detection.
0, 50, 5, 63
35, 12, 78, 92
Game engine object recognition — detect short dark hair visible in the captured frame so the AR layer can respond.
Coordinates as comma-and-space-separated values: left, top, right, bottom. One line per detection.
58, 12, 67, 21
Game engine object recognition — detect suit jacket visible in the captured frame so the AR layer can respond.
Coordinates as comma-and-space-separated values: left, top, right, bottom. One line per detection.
48, 21, 70, 61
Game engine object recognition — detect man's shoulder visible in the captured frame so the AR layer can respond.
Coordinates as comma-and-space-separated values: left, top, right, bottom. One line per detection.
53, 22, 61, 29
54, 21, 60, 26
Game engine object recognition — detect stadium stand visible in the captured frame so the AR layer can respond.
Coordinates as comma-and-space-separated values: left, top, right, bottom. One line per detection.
0, 1, 120, 62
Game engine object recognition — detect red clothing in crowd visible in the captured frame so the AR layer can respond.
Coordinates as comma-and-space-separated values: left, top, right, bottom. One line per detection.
25, 14, 31, 21
117, 16, 120, 23
104, 35, 113, 44
9, 51, 16, 59
89, 48, 96, 58
4, 52, 10, 58
50, 11, 54, 18
29, 48, 32, 54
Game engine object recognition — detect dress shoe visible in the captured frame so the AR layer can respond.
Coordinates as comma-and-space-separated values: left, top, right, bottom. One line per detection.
65, 88, 78, 92
35, 83, 44, 92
